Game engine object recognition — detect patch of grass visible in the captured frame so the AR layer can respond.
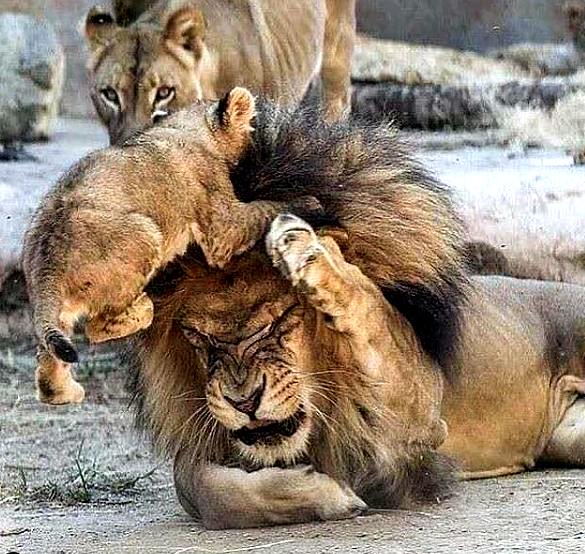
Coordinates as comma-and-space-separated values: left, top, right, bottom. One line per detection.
9, 440, 159, 506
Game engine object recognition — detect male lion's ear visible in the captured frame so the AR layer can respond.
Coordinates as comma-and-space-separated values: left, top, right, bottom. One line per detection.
84, 6, 118, 51
216, 87, 256, 133
164, 7, 206, 58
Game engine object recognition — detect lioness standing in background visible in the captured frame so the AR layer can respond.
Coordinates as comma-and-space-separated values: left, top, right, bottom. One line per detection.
85, 0, 355, 143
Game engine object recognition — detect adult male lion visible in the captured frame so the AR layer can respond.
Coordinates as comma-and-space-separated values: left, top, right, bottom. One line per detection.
84, 0, 355, 143
118, 97, 585, 529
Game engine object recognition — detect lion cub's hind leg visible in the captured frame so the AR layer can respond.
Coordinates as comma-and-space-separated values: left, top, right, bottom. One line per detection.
85, 292, 154, 344
36, 348, 85, 405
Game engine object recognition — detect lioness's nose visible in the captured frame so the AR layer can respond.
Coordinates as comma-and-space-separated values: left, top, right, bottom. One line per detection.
225, 383, 264, 417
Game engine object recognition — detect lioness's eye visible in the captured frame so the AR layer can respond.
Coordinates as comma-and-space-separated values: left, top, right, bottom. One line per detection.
100, 87, 120, 106
155, 86, 175, 104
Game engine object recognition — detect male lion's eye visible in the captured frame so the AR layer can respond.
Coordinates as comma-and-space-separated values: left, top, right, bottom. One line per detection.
100, 87, 120, 106
182, 326, 208, 348
155, 86, 175, 104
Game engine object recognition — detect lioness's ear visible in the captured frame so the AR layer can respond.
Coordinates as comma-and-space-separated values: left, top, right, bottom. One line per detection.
84, 6, 118, 52
164, 7, 206, 58
216, 87, 256, 134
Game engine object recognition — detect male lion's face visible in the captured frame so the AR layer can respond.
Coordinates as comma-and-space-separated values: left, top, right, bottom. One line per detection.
85, 7, 207, 144
178, 252, 319, 465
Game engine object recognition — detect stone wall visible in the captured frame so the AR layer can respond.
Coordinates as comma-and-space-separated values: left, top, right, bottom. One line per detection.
0, 0, 571, 117
358, 0, 568, 51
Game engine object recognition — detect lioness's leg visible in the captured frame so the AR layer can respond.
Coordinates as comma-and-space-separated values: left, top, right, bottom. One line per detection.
321, 0, 356, 120
173, 457, 366, 529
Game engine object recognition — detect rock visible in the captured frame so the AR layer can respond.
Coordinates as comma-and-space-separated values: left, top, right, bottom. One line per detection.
351, 35, 528, 86
0, 12, 65, 144
350, 35, 585, 130
352, 78, 585, 130
488, 42, 581, 77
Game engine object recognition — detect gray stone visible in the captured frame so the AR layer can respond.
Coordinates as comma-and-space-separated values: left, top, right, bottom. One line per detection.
352, 77, 585, 130
488, 42, 581, 76
0, 12, 65, 143
351, 35, 528, 86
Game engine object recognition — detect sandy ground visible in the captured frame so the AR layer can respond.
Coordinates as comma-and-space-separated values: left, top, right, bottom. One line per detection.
2, 120, 585, 553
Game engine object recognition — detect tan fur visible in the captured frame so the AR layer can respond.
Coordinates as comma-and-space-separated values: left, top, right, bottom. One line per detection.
84, 0, 355, 143
134, 215, 449, 528
22, 88, 315, 405
132, 231, 585, 528
442, 276, 585, 478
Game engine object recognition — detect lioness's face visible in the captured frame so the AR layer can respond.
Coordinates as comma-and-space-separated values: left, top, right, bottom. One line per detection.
178, 252, 319, 465
85, 7, 207, 144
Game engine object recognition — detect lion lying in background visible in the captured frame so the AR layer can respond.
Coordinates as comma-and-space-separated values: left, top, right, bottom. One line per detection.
111, 100, 585, 528
84, 0, 355, 143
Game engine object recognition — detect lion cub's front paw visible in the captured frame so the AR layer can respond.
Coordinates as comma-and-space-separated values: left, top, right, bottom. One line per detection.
86, 293, 154, 343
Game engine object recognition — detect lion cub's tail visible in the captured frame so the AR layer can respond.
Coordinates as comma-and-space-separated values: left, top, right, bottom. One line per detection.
32, 290, 79, 364
44, 328, 79, 364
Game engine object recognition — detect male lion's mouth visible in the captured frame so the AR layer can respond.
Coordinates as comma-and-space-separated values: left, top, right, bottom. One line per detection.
233, 409, 306, 446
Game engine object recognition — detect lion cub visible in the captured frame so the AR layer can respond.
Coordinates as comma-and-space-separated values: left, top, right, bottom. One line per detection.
23, 88, 303, 405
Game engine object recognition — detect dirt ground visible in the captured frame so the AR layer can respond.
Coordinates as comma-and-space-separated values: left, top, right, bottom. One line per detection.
2, 121, 585, 554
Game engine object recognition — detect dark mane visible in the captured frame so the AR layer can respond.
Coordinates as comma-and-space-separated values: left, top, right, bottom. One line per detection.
230, 100, 469, 375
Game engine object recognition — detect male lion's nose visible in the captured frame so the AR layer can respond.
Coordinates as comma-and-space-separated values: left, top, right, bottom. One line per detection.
224, 382, 265, 417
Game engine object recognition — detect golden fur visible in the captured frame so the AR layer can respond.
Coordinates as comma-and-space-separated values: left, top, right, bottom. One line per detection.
122, 99, 585, 528
123, 99, 468, 528
85, 0, 355, 143
22, 88, 316, 406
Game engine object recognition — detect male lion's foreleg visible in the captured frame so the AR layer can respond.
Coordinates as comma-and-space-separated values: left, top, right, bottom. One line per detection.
266, 213, 385, 333
173, 458, 366, 529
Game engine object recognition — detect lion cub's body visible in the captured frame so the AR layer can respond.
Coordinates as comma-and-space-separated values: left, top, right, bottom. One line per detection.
85, 0, 355, 143
22, 89, 296, 405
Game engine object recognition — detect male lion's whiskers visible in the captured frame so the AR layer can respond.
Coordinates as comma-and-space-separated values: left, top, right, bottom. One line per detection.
188, 412, 217, 458
171, 388, 206, 401
175, 404, 210, 448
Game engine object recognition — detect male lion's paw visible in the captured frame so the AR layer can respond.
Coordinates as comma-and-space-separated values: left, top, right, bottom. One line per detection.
266, 214, 325, 284
307, 470, 368, 522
